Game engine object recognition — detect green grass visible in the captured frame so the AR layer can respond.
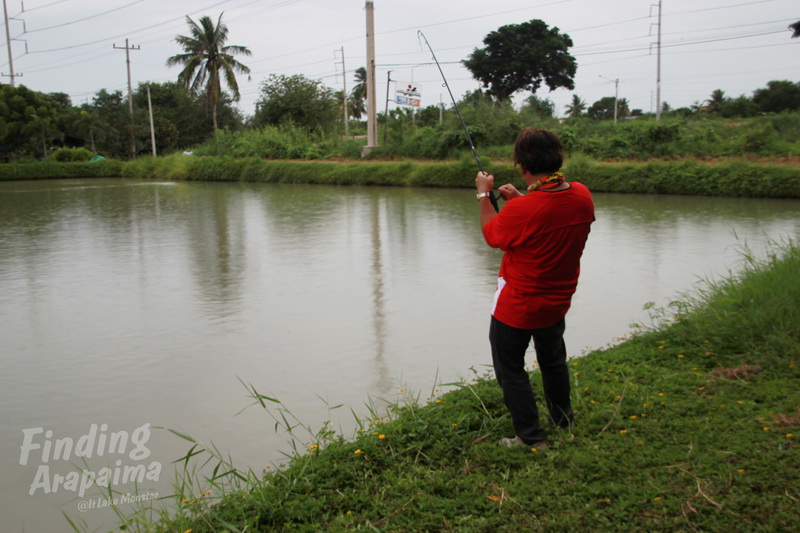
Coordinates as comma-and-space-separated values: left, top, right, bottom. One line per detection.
103, 237, 800, 532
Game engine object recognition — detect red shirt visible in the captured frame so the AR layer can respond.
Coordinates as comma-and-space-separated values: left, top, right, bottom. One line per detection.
482, 182, 595, 329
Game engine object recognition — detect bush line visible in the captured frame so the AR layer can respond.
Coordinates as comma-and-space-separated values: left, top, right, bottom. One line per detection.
3, 156, 800, 199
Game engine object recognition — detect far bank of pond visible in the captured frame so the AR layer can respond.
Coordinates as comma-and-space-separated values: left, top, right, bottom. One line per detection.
2, 155, 800, 198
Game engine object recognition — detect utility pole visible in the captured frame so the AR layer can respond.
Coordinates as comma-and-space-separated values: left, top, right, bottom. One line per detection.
114, 38, 140, 158
651, 1, 662, 120
383, 70, 393, 145
146, 84, 157, 157
363, 1, 378, 156
599, 75, 619, 124
2, 0, 22, 86
335, 47, 348, 135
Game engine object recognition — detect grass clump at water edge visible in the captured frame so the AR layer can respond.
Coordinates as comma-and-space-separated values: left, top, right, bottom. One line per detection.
106, 238, 799, 532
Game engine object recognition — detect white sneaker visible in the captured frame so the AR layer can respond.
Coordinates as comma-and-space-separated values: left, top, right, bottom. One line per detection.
499, 436, 549, 450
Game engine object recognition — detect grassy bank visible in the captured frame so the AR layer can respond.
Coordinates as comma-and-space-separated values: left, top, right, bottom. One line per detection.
121, 154, 800, 199
0, 160, 123, 180
113, 238, 799, 532
3, 155, 800, 199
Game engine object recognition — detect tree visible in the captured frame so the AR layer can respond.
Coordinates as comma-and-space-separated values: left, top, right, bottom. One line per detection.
722, 95, 758, 118
89, 89, 128, 158
752, 80, 800, 113
564, 94, 586, 118
459, 89, 495, 107
706, 89, 728, 114
587, 96, 629, 120
21, 111, 62, 158
253, 74, 340, 132
349, 67, 367, 120
522, 95, 555, 119
70, 110, 108, 155
166, 13, 251, 131
463, 19, 576, 101
0, 84, 65, 159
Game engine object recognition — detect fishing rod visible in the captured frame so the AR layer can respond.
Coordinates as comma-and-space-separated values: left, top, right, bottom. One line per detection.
417, 31, 500, 213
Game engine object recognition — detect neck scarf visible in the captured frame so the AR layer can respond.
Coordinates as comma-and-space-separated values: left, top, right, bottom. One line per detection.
527, 171, 566, 191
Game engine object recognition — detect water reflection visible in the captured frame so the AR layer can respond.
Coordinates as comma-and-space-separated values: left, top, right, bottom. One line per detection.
369, 194, 390, 395
0, 179, 798, 532
185, 185, 248, 323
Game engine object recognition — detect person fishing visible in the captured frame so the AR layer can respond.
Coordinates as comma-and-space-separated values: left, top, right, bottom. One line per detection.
475, 127, 595, 450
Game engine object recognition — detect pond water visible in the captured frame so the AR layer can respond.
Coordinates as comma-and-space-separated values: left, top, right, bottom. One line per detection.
1, 178, 798, 531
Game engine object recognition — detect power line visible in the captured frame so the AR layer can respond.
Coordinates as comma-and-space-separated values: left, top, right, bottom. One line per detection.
22, 0, 239, 53
25, 0, 147, 33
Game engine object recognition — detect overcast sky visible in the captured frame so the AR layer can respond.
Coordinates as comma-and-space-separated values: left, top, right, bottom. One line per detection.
2, 0, 798, 118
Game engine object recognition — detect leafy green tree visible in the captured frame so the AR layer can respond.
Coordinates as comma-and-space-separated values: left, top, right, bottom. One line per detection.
522, 95, 555, 119
253, 74, 340, 132
88, 89, 128, 158
463, 19, 576, 101
70, 110, 108, 155
131, 81, 243, 151
459, 88, 495, 107
587, 96, 629, 120
166, 13, 252, 131
564, 95, 586, 118
722, 95, 759, 118
752, 80, 800, 113
0, 85, 64, 158
21, 110, 62, 158
415, 105, 442, 127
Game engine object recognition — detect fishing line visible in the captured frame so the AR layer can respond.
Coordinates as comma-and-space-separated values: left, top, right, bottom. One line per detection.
417, 30, 500, 213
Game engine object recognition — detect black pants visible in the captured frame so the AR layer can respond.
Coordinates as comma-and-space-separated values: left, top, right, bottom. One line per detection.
489, 316, 573, 444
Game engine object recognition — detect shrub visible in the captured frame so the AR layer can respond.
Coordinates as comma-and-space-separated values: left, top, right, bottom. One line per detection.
47, 147, 94, 162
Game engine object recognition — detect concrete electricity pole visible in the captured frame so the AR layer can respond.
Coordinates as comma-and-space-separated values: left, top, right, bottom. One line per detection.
335, 47, 348, 135
599, 75, 619, 124
383, 70, 393, 145
146, 84, 157, 157
2, 0, 22, 86
652, 1, 662, 120
364, 1, 378, 155
114, 38, 140, 158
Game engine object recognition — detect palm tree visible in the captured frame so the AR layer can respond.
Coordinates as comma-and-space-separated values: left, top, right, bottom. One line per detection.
707, 89, 727, 114
564, 94, 586, 118
166, 13, 251, 131
350, 67, 367, 119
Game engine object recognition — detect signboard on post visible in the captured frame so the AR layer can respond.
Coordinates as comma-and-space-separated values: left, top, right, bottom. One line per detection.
395, 82, 421, 107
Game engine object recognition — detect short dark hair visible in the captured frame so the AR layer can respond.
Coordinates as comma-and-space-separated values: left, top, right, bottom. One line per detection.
513, 128, 564, 175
